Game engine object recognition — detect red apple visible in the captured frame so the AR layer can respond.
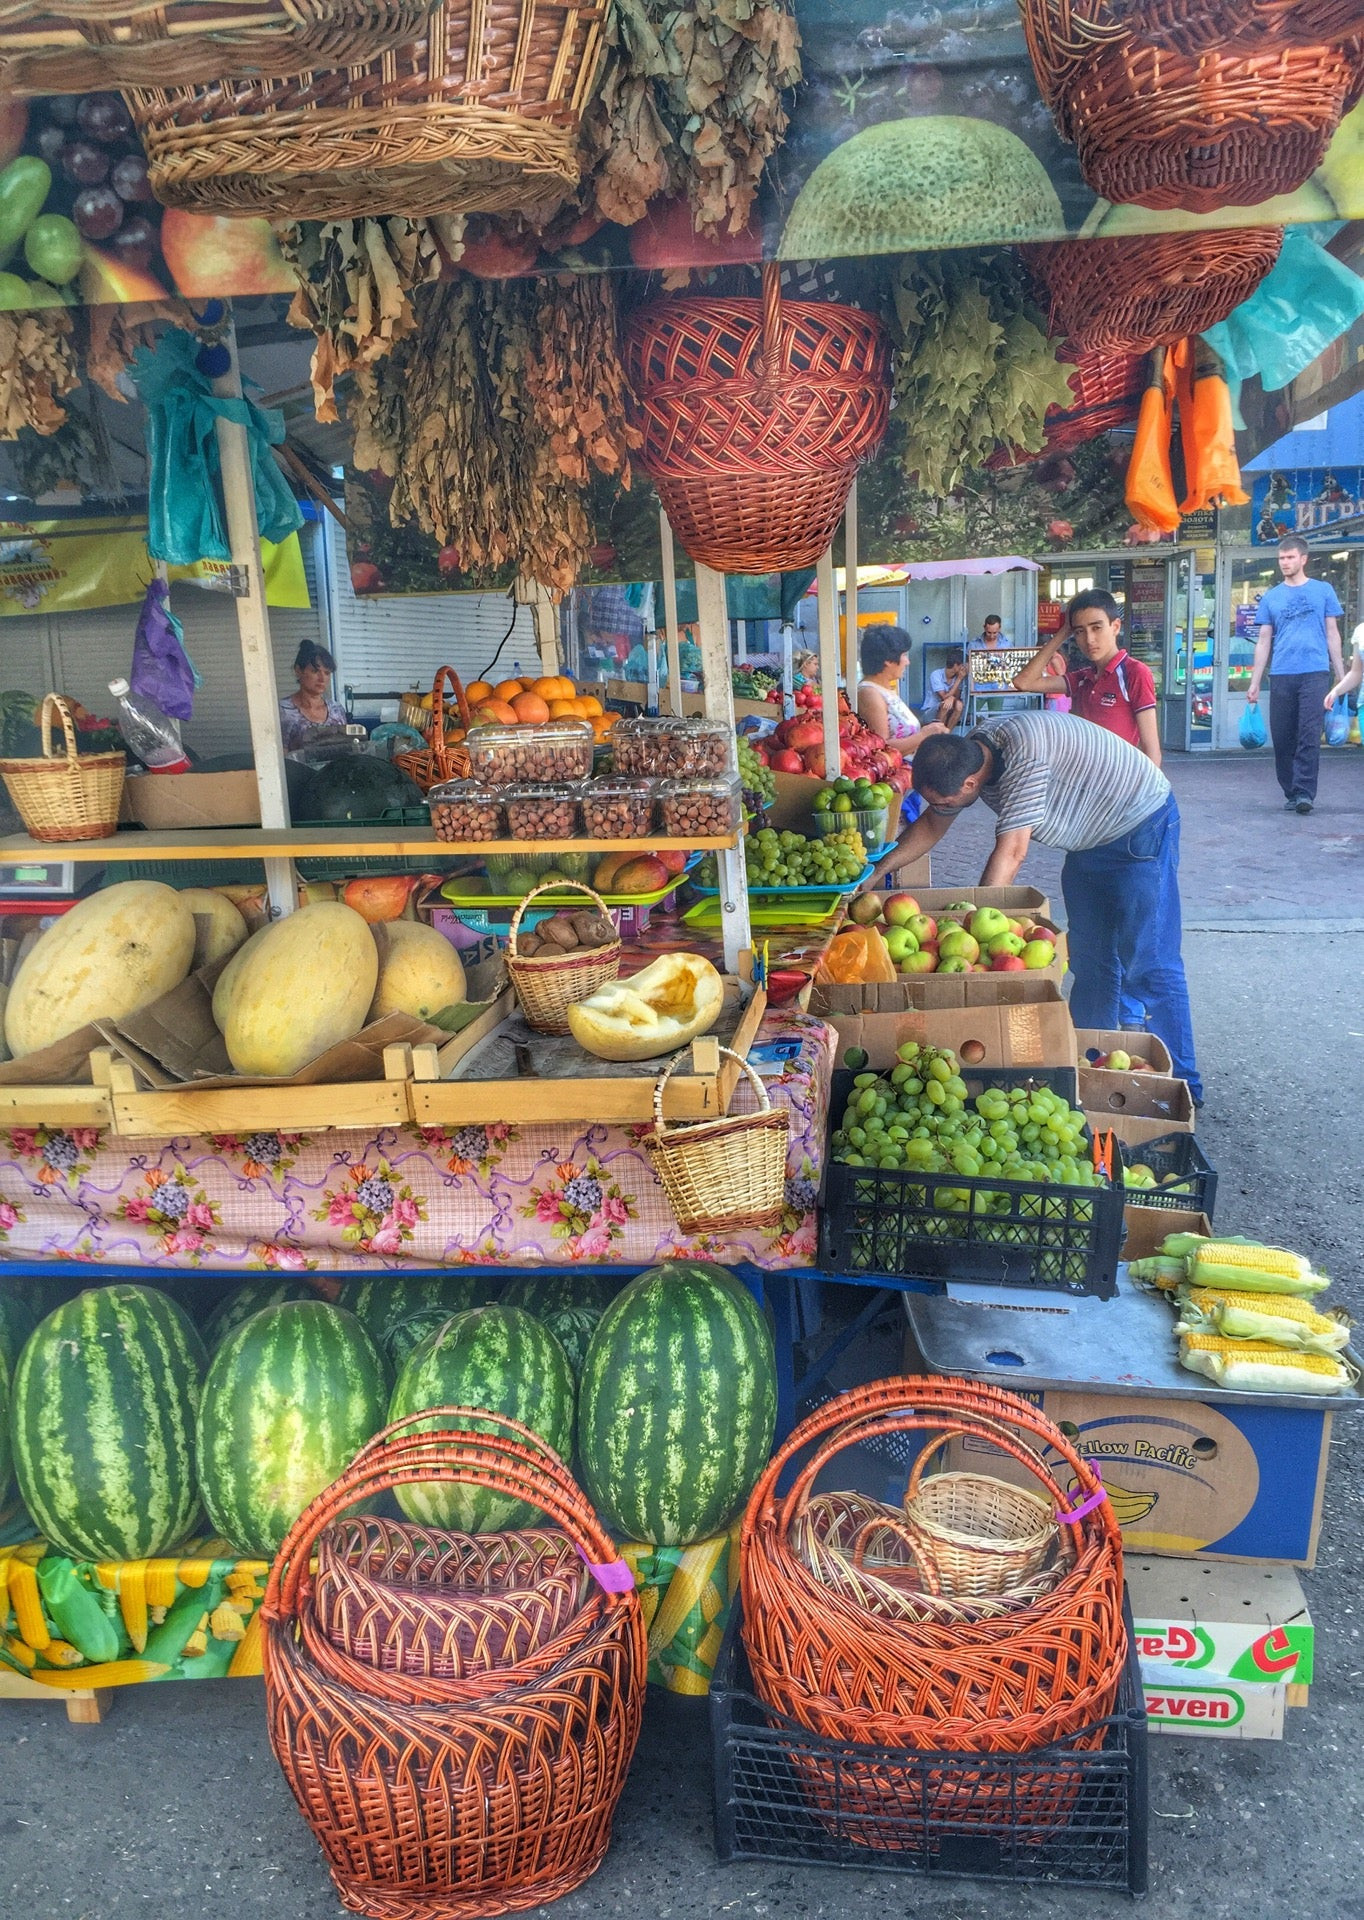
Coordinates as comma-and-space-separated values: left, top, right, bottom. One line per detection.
883, 894, 919, 927
159, 209, 294, 297
990, 953, 1027, 971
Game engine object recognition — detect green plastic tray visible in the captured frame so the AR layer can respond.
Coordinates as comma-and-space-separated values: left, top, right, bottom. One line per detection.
441, 866, 692, 911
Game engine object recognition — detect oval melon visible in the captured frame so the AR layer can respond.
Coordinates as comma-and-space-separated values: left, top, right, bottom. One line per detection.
6, 881, 196, 1057
177, 888, 249, 968
370, 922, 466, 1022
224, 903, 378, 1076
211, 923, 269, 1032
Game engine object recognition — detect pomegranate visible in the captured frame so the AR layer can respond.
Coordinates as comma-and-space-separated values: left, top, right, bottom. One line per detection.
784, 719, 823, 752
770, 749, 804, 773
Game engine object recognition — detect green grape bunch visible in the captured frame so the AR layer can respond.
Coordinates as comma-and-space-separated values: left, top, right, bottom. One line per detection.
737, 736, 777, 806
745, 825, 866, 888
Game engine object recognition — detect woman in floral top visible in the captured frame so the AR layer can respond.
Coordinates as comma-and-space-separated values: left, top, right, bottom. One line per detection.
280, 642, 347, 750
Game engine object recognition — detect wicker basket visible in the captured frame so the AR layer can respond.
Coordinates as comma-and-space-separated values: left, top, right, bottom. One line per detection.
0, 0, 434, 94
1082, 0, 1361, 56
901, 1441, 1060, 1599
1024, 229, 1283, 355
0, 694, 125, 843
987, 345, 1144, 467
645, 1047, 789, 1236
1020, 0, 1364, 211
393, 665, 470, 793
622, 262, 891, 576
507, 878, 621, 1036
263, 1409, 646, 1920
125, 0, 607, 220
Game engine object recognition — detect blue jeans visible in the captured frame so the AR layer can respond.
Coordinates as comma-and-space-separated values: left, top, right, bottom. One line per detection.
1062, 793, 1202, 1102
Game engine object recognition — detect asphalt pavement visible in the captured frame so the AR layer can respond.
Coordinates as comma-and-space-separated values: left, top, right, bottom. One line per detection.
4, 748, 1364, 1920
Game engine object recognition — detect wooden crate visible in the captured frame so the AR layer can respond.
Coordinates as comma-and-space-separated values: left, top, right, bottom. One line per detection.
104, 1044, 414, 1138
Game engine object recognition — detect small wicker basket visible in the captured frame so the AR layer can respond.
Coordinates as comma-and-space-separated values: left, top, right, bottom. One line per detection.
393, 665, 471, 794
901, 1437, 1061, 1599
1024, 228, 1283, 355
0, 693, 125, 843
645, 1047, 789, 1236
507, 878, 622, 1036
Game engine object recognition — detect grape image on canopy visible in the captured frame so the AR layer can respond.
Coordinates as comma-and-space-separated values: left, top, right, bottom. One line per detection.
780, 116, 1064, 259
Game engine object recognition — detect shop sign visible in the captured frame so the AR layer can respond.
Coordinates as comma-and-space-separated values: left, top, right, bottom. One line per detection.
0, 522, 309, 615
1252, 468, 1364, 545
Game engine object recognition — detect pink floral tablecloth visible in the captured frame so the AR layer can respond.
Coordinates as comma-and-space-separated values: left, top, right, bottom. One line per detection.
0, 1011, 831, 1274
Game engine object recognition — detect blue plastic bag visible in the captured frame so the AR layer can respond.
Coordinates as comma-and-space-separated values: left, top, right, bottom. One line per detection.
1324, 700, 1349, 748
1239, 702, 1267, 750
1203, 230, 1364, 422
130, 578, 200, 721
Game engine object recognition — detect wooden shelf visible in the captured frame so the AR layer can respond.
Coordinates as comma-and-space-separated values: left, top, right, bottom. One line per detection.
0, 829, 740, 864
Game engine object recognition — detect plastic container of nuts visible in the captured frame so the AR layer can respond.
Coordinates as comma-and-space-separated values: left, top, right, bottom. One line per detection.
504, 782, 581, 841
612, 716, 732, 778
466, 719, 594, 786
656, 776, 742, 839
427, 778, 506, 843
580, 778, 657, 839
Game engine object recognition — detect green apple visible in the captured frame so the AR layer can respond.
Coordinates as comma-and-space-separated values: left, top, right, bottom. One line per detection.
900, 949, 937, 973
986, 932, 1026, 958
1106, 1048, 1132, 1072
968, 907, 1010, 943
937, 956, 971, 974
1021, 939, 1056, 969
938, 927, 980, 963
813, 787, 835, 811
884, 926, 919, 962
833, 793, 853, 812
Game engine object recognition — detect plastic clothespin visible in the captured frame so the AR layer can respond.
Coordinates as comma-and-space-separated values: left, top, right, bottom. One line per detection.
1058, 1465, 1108, 1526
1091, 1129, 1115, 1183
574, 1543, 635, 1594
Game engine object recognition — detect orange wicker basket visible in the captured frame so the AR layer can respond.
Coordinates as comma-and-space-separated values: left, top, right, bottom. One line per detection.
263, 1409, 645, 1920
125, 0, 607, 220
1024, 228, 1283, 355
622, 262, 891, 576
1020, 0, 1363, 210
987, 345, 1144, 466
1076, 0, 1361, 56
392, 665, 471, 793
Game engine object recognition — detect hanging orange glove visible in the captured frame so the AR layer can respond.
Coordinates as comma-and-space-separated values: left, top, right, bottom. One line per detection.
1124, 347, 1180, 534
1176, 336, 1248, 514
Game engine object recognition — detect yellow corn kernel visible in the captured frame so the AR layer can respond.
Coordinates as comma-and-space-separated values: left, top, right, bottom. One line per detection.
1181, 1333, 1343, 1370
209, 1601, 246, 1644
183, 1612, 210, 1658
8, 1558, 49, 1651
117, 1562, 149, 1655
1195, 1242, 1308, 1278
145, 1563, 177, 1610
3, 1632, 37, 1669
93, 1564, 119, 1593
1183, 1286, 1324, 1325
41, 1639, 85, 1669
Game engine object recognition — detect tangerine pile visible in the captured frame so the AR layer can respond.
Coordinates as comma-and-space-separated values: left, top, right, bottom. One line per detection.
461, 676, 616, 742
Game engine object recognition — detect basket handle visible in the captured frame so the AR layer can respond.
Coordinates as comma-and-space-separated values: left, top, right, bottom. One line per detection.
430, 665, 471, 736
40, 693, 80, 768
651, 1045, 769, 1135
757, 260, 783, 390
264, 1406, 627, 1624
508, 878, 613, 959
847, 1512, 943, 1594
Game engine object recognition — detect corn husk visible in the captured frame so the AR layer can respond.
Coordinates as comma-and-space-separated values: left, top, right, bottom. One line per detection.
1178, 1334, 1354, 1397
1175, 1286, 1351, 1355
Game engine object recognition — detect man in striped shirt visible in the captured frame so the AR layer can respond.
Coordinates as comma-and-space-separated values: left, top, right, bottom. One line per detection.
865, 710, 1201, 1100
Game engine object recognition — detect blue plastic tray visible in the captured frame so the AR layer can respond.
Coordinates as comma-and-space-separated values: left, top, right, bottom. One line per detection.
688, 858, 876, 900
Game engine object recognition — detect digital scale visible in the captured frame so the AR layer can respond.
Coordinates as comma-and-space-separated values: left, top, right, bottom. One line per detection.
0, 861, 104, 903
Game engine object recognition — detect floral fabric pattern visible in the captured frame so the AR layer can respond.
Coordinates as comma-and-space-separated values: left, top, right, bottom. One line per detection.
0, 1012, 832, 1274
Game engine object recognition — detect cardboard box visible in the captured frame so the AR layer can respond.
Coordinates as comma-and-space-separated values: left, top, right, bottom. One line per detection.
820, 982, 1077, 1073
1076, 1027, 1173, 1076
122, 770, 262, 829
1082, 1071, 1194, 1145
1140, 1677, 1289, 1740
1122, 1205, 1210, 1261
811, 940, 1068, 1014
1129, 1557, 1312, 1740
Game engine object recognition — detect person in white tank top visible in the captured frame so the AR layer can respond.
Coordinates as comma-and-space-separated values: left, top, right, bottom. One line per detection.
857, 624, 922, 742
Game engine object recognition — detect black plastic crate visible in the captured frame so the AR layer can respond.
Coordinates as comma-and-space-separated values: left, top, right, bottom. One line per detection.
820, 1067, 1124, 1298
291, 806, 456, 880
711, 1597, 1148, 1893
1120, 1131, 1217, 1222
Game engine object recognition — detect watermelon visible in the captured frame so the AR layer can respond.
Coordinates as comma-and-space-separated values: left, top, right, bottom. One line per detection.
11, 1284, 206, 1561
196, 1301, 388, 1559
0, 1282, 37, 1373
501, 1271, 616, 1375
384, 1308, 462, 1372
388, 1304, 575, 1532
577, 1261, 776, 1547
202, 1278, 314, 1352
338, 1272, 490, 1351
0, 1358, 11, 1508
295, 756, 423, 824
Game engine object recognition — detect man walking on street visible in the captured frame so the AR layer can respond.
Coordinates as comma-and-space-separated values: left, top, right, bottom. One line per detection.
1247, 537, 1344, 815
865, 711, 1202, 1101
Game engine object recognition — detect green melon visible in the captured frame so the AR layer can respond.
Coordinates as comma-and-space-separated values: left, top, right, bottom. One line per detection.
337, 1272, 490, 1351
383, 1308, 462, 1372
12, 1284, 206, 1560
202, 1278, 314, 1352
0, 1359, 11, 1509
577, 1260, 776, 1547
388, 1304, 575, 1531
501, 1272, 618, 1376
196, 1301, 388, 1558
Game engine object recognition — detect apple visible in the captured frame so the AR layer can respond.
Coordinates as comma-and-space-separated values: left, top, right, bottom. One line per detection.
884, 927, 919, 963
1106, 1048, 1132, 1072
946, 900, 975, 914
937, 956, 971, 974
159, 209, 295, 297
990, 953, 1028, 971
1022, 939, 1056, 969
901, 950, 938, 973
968, 962, 991, 972
987, 932, 1026, 958
1005, 919, 1025, 935
905, 912, 937, 944
847, 893, 884, 926
968, 907, 1010, 944
883, 893, 919, 927
938, 927, 980, 963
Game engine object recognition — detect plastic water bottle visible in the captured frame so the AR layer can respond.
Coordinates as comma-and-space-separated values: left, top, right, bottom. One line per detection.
108, 678, 190, 773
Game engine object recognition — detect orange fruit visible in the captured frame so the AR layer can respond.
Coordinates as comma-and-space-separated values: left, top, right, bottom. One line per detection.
531, 676, 561, 700
590, 713, 614, 740
492, 679, 525, 703
465, 680, 493, 706
511, 691, 551, 725
552, 676, 575, 700
548, 699, 579, 719
472, 700, 518, 726
577, 695, 603, 718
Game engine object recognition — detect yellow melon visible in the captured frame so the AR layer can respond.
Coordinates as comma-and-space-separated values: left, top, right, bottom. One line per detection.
211, 925, 269, 1033
370, 922, 467, 1023
5, 881, 197, 1058
224, 903, 378, 1076
177, 888, 250, 969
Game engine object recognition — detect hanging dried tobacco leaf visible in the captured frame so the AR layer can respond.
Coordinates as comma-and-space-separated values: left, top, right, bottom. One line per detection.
0, 310, 78, 439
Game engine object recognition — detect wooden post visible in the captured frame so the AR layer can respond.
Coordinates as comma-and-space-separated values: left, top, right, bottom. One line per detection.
212, 309, 294, 920
780, 620, 795, 718
525, 580, 561, 679
660, 509, 684, 718
694, 562, 751, 976
816, 548, 841, 780
66, 1689, 113, 1724
843, 478, 860, 707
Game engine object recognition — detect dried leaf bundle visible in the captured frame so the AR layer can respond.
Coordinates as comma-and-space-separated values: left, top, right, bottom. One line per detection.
0, 309, 78, 439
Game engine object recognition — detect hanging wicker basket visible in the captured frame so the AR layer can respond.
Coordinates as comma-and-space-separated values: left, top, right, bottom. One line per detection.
1023, 228, 1283, 355
0, 693, 125, 843
986, 344, 1145, 467
1077, 0, 1362, 57
645, 1047, 789, 1236
506, 878, 622, 1036
622, 262, 891, 576
392, 665, 471, 793
125, 0, 607, 221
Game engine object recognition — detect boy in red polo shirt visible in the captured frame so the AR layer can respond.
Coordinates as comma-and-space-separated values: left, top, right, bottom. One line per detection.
1013, 590, 1161, 764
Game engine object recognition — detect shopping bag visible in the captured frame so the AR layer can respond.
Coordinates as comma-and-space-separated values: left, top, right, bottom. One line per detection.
1324, 700, 1349, 748
1239, 703, 1267, 750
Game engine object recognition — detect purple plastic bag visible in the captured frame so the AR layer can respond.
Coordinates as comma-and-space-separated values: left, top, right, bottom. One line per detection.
130, 578, 199, 722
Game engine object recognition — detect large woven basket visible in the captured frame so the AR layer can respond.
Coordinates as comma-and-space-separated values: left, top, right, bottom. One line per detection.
0, 693, 125, 843
622, 262, 891, 576
1024, 228, 1283, 355
263, 1409, 646, 1920
645, 1047, 789, 1236
506, 879, 622, 1036
1066, 0, 1361, 56
986, 344, 1144, 466
0, 0, 433, 93
1020, 0, 1363, 210
125, 0, 607, 220
392, 665, 470, 793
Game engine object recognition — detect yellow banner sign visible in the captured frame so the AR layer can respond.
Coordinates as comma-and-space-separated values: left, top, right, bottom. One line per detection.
0, 520, 310, 616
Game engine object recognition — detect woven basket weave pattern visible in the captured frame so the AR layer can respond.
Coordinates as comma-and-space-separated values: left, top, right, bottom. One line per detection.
645, 1047, 790, 1235
506, 879, 622, 1036
1024, 229, 1283, 356
0, 693, 125, 843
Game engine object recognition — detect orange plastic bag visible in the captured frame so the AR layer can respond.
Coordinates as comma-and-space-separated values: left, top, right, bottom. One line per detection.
1124, 348, 1180, 534
1176, 338, 1248, 515
816, 925, 897, 985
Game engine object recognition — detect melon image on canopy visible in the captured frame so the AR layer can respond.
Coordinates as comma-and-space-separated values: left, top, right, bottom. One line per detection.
780, 116, 1064, 260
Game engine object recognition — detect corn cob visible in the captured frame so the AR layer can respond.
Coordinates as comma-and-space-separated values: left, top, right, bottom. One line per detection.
1187, 1241, 1328, 1297
40, 1639, 85, 1669
8, 1557, 49, 1651
145, 1563, 178, 1610
1176, 1287, 1351, 1355
1179, 1333, 1353, 1395
1128, 1255, 1189, 1290
118, 1562, 149, 1655
3, 1632, 36, 1669
226, 1607, 264, 1678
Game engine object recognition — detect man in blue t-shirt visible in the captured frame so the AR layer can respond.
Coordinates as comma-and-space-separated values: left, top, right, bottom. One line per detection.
1247, 536, 1345, 815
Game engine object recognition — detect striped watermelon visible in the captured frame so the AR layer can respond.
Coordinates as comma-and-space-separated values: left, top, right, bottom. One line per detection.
384, 1308, 462, 1372
501, 1272, 616, 1376
202, 1278, 314, 1352
11, 1284, 206, 1561
0, 1358, 11, 1508
197, 1301, 388, 1558
338, 1272, 489, 1349
577, 1261, 776, 1547
388, 1304, 575, 1531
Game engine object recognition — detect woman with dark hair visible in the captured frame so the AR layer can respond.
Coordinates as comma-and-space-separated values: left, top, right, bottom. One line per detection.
280, 641, 347, 750
857, 625, 922, 744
